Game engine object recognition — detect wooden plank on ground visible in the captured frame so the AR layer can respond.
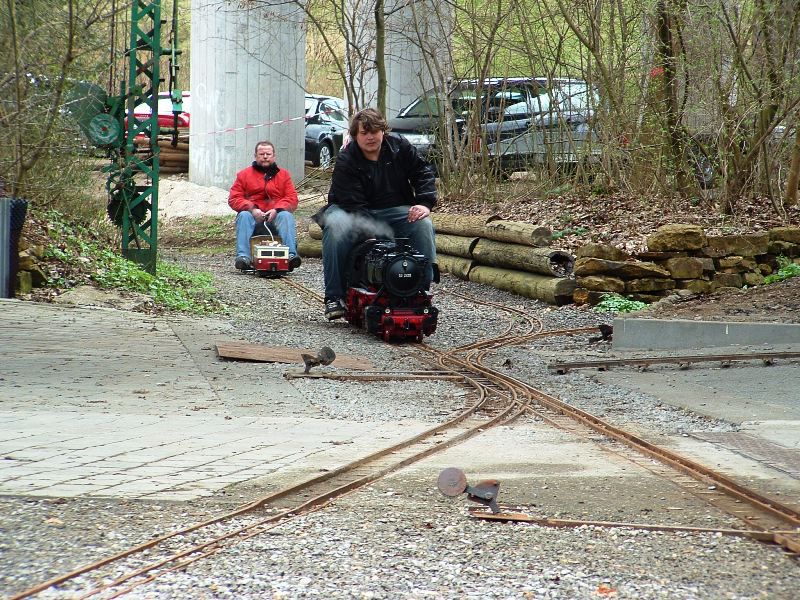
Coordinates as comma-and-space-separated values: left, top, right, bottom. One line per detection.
215, 341, 373, 370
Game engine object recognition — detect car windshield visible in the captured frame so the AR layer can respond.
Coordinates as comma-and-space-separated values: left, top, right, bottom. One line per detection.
399, 80, 544, 121
319, 101, 348, 126
306, 96, 348, 123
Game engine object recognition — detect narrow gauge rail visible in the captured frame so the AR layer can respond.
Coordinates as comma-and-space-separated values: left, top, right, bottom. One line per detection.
12, 354, 533, 597
418, 292, 800, 553
548, 351, 800, 373
251, 279, 800, 550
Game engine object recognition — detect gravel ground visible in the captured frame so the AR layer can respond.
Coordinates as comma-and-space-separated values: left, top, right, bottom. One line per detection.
2, 251, 797, 599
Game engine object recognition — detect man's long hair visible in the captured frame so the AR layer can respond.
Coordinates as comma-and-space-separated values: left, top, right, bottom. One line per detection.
348, 108, 388, 139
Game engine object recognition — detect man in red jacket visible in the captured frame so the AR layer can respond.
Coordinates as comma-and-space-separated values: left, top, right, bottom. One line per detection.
228, 141, 301, 271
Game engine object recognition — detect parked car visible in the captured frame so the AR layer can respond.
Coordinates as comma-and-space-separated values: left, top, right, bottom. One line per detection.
480, 79, 600, 175
388, 77, 600, 175
130, 91, 349, 167
131, 91, 190, 129
304, 94, 349, 168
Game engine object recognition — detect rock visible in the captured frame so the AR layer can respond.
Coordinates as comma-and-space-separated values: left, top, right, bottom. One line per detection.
575, 275, 625, 293
768, 226, 800, 244
575, 243, 629, 261
742, 271, 765, 286
705, 233, 769, 257
572, 288, 608, 306
646, 224, 707, 251
676, 279, 712, 294
712, 272, 742, 289
574, 257, 671, 279
663, 257, 704, 279
717, 256, 757, 271
767, 240, 800, 257
16, 270, 32, 294
624, 278, 676, 292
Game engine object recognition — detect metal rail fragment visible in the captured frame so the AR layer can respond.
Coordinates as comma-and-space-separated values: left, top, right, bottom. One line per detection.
548, 351, 800, 374
284, 371, 464, 381
467, 508, 800, 546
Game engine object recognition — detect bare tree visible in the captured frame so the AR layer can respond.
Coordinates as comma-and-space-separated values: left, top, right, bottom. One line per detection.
0, 0, 120, 201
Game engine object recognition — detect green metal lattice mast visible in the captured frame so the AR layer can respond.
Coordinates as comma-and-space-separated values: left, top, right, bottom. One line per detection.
106, 0, 166, 273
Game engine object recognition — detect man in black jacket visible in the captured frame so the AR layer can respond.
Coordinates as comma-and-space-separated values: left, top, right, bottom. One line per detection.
319, 108, 437, 320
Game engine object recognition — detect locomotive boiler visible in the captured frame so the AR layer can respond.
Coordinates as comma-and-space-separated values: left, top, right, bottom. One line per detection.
342, 238, 438, 342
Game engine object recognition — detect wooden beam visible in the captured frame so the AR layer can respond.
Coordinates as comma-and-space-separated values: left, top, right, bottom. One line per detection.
216, 342, 373, 370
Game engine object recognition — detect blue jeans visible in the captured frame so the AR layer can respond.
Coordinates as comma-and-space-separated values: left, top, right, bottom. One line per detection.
235, 210, 298, 259
320, 204, 437, 300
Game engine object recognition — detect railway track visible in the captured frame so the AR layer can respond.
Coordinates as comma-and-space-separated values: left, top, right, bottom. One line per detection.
423, 291, 800, 553
218, 282, 800, 550
14, 283, 798, 597
12, 307, 535, 598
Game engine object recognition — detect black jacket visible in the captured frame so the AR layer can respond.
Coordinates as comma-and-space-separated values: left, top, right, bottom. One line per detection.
327, 133, 437, 213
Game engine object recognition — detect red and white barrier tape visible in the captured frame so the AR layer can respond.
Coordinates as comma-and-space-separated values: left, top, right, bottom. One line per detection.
185, 109, 338, 137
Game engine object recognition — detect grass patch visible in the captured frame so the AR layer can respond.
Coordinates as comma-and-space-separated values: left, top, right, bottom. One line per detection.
764, 256, 800, 284
159, 215, 234, 252
43, 210, 225, 314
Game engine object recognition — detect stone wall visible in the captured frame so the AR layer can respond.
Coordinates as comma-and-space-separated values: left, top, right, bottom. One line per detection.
573, 224, 800, 305
14, 234, 47, 295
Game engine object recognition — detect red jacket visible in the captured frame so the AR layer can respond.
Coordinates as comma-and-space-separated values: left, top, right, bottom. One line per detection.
228, 163, 299, 213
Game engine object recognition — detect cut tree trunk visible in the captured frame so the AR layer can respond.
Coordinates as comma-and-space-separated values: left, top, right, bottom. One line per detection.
469, 266, 576, 305
472, 239, 575, 276
435, 234, 479, 258
436, 254, 475, 280
431, 213, 500, 237
308, 221, 323, 240
298, 238, 322, 257
483, 220, 551, 247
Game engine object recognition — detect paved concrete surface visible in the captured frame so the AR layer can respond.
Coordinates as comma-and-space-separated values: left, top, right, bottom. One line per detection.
613, 317, 800, 349
0, 299, 430, 501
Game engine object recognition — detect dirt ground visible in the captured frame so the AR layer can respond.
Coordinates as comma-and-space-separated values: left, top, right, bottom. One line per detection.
635, 276, 800, 324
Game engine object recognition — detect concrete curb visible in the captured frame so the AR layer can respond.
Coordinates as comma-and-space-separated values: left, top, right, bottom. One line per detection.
612, 317, 800, 350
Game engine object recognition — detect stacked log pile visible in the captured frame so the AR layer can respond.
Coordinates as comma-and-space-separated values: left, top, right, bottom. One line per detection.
133, 137, 189, 175
432, 214, 576, 305
301, 214, 576, 305
573, 223, 800, 305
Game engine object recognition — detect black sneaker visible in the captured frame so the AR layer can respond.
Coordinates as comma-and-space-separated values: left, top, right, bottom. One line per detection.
235, 256, 252, 271
289, 254, 302, 270
324, 298, 345, 320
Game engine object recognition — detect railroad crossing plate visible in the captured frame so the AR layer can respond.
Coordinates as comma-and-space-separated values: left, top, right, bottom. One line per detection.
437, 467, 467, 497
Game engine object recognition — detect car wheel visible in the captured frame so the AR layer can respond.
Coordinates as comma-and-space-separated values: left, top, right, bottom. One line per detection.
317, 142, 334, 169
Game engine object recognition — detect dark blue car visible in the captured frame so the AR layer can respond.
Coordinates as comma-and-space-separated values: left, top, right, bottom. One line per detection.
304, 94, 349, 168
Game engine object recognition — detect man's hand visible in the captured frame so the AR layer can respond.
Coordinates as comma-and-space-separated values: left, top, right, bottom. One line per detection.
251, 208, 277, 223
407, 205, 430, 223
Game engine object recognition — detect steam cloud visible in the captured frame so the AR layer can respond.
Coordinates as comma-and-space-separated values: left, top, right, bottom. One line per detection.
320, 209, 396, 242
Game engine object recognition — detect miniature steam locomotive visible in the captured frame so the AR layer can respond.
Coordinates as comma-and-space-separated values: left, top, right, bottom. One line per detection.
342, 238, 438, 342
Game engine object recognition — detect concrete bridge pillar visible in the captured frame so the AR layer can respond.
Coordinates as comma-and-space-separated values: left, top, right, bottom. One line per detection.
348, 0, 452, 117
189, 0, 306, 190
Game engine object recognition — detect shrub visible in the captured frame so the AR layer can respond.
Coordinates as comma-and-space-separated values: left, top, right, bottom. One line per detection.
592, 293, 648, 314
